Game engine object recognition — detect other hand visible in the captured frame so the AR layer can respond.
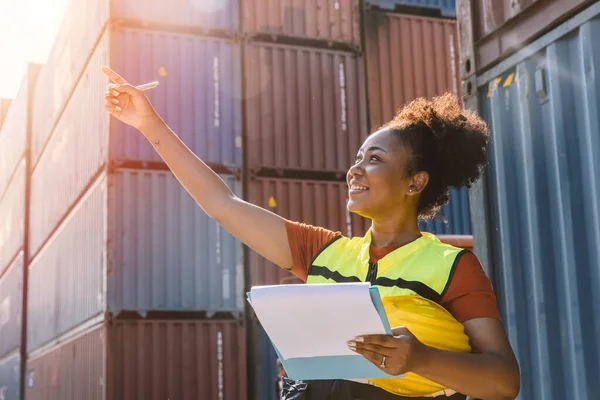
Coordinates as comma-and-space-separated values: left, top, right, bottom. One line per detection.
348, 327, 428, 376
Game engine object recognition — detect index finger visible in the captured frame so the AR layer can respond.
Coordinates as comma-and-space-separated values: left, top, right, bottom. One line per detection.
354, 334, 397, 347
101, 65, 127, 84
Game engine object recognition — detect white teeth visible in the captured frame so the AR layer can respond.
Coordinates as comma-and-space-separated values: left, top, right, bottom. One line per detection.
350, 186, 368, 191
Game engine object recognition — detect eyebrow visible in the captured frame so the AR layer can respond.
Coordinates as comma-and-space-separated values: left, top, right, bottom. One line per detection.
358, 146, 387, 153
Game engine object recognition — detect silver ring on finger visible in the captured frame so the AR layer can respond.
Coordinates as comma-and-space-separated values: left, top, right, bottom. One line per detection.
380, 356, 386, 368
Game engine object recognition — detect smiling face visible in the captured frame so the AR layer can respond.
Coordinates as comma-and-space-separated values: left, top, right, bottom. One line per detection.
346, 129, 426, 221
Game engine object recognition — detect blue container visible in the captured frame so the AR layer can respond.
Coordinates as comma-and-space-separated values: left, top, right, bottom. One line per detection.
472, 4, 600, 398
0, 351, 20, 400
111, 28, 242, 168
419, 187, 472, 235
367, 0, 456, 18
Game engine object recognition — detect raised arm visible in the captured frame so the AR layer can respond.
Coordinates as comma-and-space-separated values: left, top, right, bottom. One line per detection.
102, 66, 293, 270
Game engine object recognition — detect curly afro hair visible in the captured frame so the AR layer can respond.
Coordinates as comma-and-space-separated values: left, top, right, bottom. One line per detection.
380, 93, 489, 220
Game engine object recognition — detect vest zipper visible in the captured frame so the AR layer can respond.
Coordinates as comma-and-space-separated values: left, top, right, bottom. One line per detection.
366, 262, 378, 284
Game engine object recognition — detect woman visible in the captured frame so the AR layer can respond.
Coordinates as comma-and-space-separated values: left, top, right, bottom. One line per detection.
101, 66, 520, 400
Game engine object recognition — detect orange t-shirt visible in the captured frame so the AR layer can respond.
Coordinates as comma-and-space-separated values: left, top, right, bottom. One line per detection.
285, 220, 501, 323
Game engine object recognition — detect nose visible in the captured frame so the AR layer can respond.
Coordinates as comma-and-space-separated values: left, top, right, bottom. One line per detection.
347, 160, 364, 182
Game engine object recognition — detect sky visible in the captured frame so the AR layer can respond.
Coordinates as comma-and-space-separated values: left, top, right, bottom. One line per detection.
0, 0, 68, 98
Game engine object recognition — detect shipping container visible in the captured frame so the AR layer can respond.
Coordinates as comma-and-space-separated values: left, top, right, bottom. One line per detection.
367, 0, 456, 18
107, 170, 244, 315
28, 33, 109, 259
364, 11, 460, 131
244, 42, 368, 173
0, 64, 40, 196
30, 0, 109, 165
242, 0, 361, 46
31, 0, 238, 165
0, 163, 25, 276
460, 0, 592, 73
110, 28, 242, 167
466, 4, 600, 398
28, 170, 243, 352
112, 0, 239, 31
0, 253, 24, 360
29, 27, 242, 258
0, 351, 20, 400
246, 177, 365, 286
25, 320, 246, 400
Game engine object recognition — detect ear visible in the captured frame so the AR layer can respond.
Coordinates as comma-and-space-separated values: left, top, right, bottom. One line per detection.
407, 171, 429, 196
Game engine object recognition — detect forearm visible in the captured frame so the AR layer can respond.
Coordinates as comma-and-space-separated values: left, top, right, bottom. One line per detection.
140, 117, 235, 219
414, 347, 519, 400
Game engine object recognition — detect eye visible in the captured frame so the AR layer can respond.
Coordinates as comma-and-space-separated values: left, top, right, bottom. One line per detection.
370, 155, 381, 162
354, 155, 363, 164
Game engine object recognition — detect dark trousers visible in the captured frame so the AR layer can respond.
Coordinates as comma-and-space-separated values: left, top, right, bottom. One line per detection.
301, 380, 466, 400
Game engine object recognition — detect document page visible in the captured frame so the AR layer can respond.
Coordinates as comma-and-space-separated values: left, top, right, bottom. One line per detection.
249, 283, 387, 359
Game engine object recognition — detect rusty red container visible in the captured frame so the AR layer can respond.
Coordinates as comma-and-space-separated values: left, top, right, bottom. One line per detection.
242, 0, 361, 46
244, 42, 368, 173
25, 319, 247, 400
246, 176, 367, 286
364, 11, 461, 131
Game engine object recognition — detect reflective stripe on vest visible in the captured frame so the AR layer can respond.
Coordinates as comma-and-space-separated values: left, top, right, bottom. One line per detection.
307, 230, 466, 303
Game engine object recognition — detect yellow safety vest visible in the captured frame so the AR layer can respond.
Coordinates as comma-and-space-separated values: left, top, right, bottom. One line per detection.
307, 230, 472, 397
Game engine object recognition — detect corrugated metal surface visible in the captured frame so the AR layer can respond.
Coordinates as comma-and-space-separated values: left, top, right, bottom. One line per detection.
27, 175, 106, 352
0, 163, 25, 276
475, 8, 600, 398
0, 81, 27, 196
244, 42, 368, 172
247, 177, 365, 285
31, 0, 109, 165
367, 0, 457, 17
25, 324, 104, 400
468, 0, 592, 72
419, 187, 472, 234
0, 253, 24, 359
25, 320, 247, 400
110, 28, 242, 167
113, 0, 239, 30
28, 34, 109, 259
248, 317, 278, 400
364, 11, 460, 131
111, 319, 247, 400
108, 169, 244, 314
242, 0, 361, 45
0, 351, 21, 400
